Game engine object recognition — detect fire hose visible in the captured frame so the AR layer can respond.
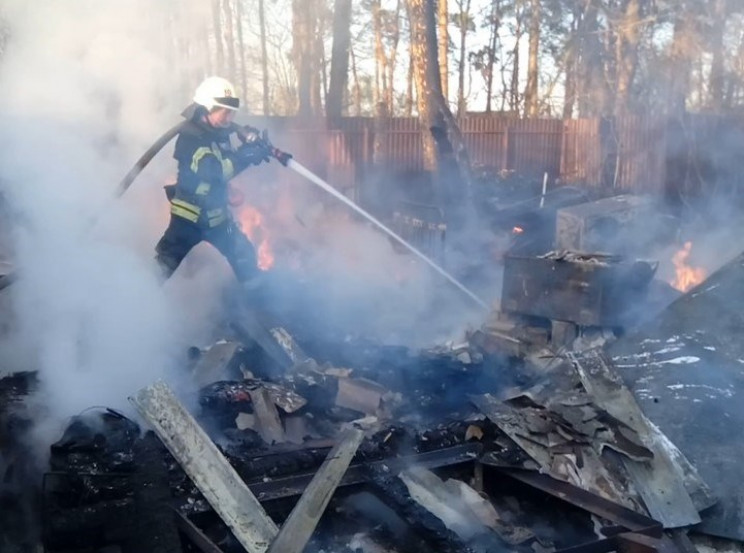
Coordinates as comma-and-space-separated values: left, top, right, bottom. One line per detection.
0, 119, 490, 311
0, 118, 282, 292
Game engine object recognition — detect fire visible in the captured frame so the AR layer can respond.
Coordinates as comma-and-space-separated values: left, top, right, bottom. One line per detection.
670, 241, 706, 293
512, 226, 524, 234
236, 204, 274, 271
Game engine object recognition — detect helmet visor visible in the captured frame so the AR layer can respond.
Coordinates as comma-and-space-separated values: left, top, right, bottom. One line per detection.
215, 96, 240, 110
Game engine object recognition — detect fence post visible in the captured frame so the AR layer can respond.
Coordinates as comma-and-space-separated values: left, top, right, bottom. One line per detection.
362, 125, 370, 170
502, 125, 512, 171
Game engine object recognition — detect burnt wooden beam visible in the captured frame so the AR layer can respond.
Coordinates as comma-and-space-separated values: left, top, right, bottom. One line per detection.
130, 381, 278, 553
173, 510, 224, 553
266, 427, 364, 553
124, 432, 183, 553
366, 467, 477, 553
249, 387, 285, 445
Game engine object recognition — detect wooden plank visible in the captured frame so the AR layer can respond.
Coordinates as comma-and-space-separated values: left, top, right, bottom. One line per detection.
129, 381, 278, 553
191, 341, 242, 388
569, 351, 702, 528
173, 509, 225, 553
231, 306, 293, 370
249, 387, 286, 445
266, 427, 365, 553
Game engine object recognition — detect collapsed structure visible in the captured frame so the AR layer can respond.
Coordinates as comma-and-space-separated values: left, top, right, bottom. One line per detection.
0, 191, 738, 553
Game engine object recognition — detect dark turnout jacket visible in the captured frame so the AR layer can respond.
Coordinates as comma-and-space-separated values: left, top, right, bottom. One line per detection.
169, 106, 268, 228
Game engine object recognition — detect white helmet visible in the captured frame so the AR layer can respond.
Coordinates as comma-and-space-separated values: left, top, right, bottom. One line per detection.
193, 76, 240, 111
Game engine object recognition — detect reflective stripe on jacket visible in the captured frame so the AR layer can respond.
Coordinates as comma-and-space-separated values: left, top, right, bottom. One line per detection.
169, 115, 244, 228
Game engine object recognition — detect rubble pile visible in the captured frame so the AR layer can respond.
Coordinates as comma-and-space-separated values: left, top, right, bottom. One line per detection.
29, 286, 722, 553
1, 193, 741, 553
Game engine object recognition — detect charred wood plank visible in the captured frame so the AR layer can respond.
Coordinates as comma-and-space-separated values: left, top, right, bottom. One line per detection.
43, 498, 136, 550
191, 341, 243, 388
173, 510, 225, 553
490, 467, 662, 535
399, 466, 512, 549
232, 307, 294, 371
246, 444, 481, 504
130, 381, 278, 553
266, 427, 365, 553
249, 387, 285, 445
616, 532, 663, 553
366, 467, 477, 553
123, 432, 182, 553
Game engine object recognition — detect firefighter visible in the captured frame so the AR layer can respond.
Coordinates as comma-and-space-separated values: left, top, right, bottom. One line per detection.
155, 76, 291, 287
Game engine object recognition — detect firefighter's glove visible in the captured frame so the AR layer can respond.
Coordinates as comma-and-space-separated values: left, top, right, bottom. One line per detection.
272, 148, 293, 167
237, 142, 272, 166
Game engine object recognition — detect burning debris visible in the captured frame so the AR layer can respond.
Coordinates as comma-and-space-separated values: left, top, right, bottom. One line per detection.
12, 269, 726, 553
670, 242, 707, 293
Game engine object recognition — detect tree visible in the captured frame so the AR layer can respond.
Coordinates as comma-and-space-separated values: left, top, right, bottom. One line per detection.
524, 0, 540, 117
222, 0, 237, 83
385, 0, 403, 112
438, 0, 449, 99
470, 1, 503, 113
327, 0, 352, 121
453, 0, 473, 115
613, 0, 642, 116
211, 0, 225, 75
292, 0, 319, 117
257, 0, 270, 115
407, 0, 473, 225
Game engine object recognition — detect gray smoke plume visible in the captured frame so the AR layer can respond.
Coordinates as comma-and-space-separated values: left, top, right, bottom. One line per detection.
0, 0, 213, 449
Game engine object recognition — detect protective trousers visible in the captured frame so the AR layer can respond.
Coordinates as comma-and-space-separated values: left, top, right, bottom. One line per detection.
155, 215, 259, 283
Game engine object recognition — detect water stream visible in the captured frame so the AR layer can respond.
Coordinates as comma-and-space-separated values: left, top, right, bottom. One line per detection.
287, 159, 489, 311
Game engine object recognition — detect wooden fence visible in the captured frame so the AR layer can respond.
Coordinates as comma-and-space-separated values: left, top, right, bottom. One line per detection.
244, 113, 744, 200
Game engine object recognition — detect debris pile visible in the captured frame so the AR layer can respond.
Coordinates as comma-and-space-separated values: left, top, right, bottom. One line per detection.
29, 286, 724, 553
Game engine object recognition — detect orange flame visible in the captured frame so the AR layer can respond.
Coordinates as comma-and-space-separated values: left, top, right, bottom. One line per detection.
236, 204, 274, 271
670, 241, 706, 293
512, 226, 524, 234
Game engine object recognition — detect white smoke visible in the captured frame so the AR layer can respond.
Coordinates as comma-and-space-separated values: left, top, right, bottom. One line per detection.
0, 0, 216, 446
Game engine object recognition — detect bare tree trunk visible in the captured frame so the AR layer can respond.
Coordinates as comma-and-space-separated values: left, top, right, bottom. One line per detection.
485, 2, 500, 113
312, 8, 325, 115
577, 0, 609, 117
668, 11, 695, 116
562, 7, 579, 118
327, 0, 352, 121
614, 0, 640, 116
709, 0, 726, 110
524, 0, 540, 117
438, 0, 449, 99
235, 0, 249, 104
456, 0, 471, 115
257, 0, 270, 115
350, 45, 362, 116
405, 5, 415, 117
372, 0, 386, 107
293, 0, 314, 117
408, 0, 473, 222
211, 0, 225, 75
385, 0, 402, 113
222, 0, 237, 82
510, 10, 522, 114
